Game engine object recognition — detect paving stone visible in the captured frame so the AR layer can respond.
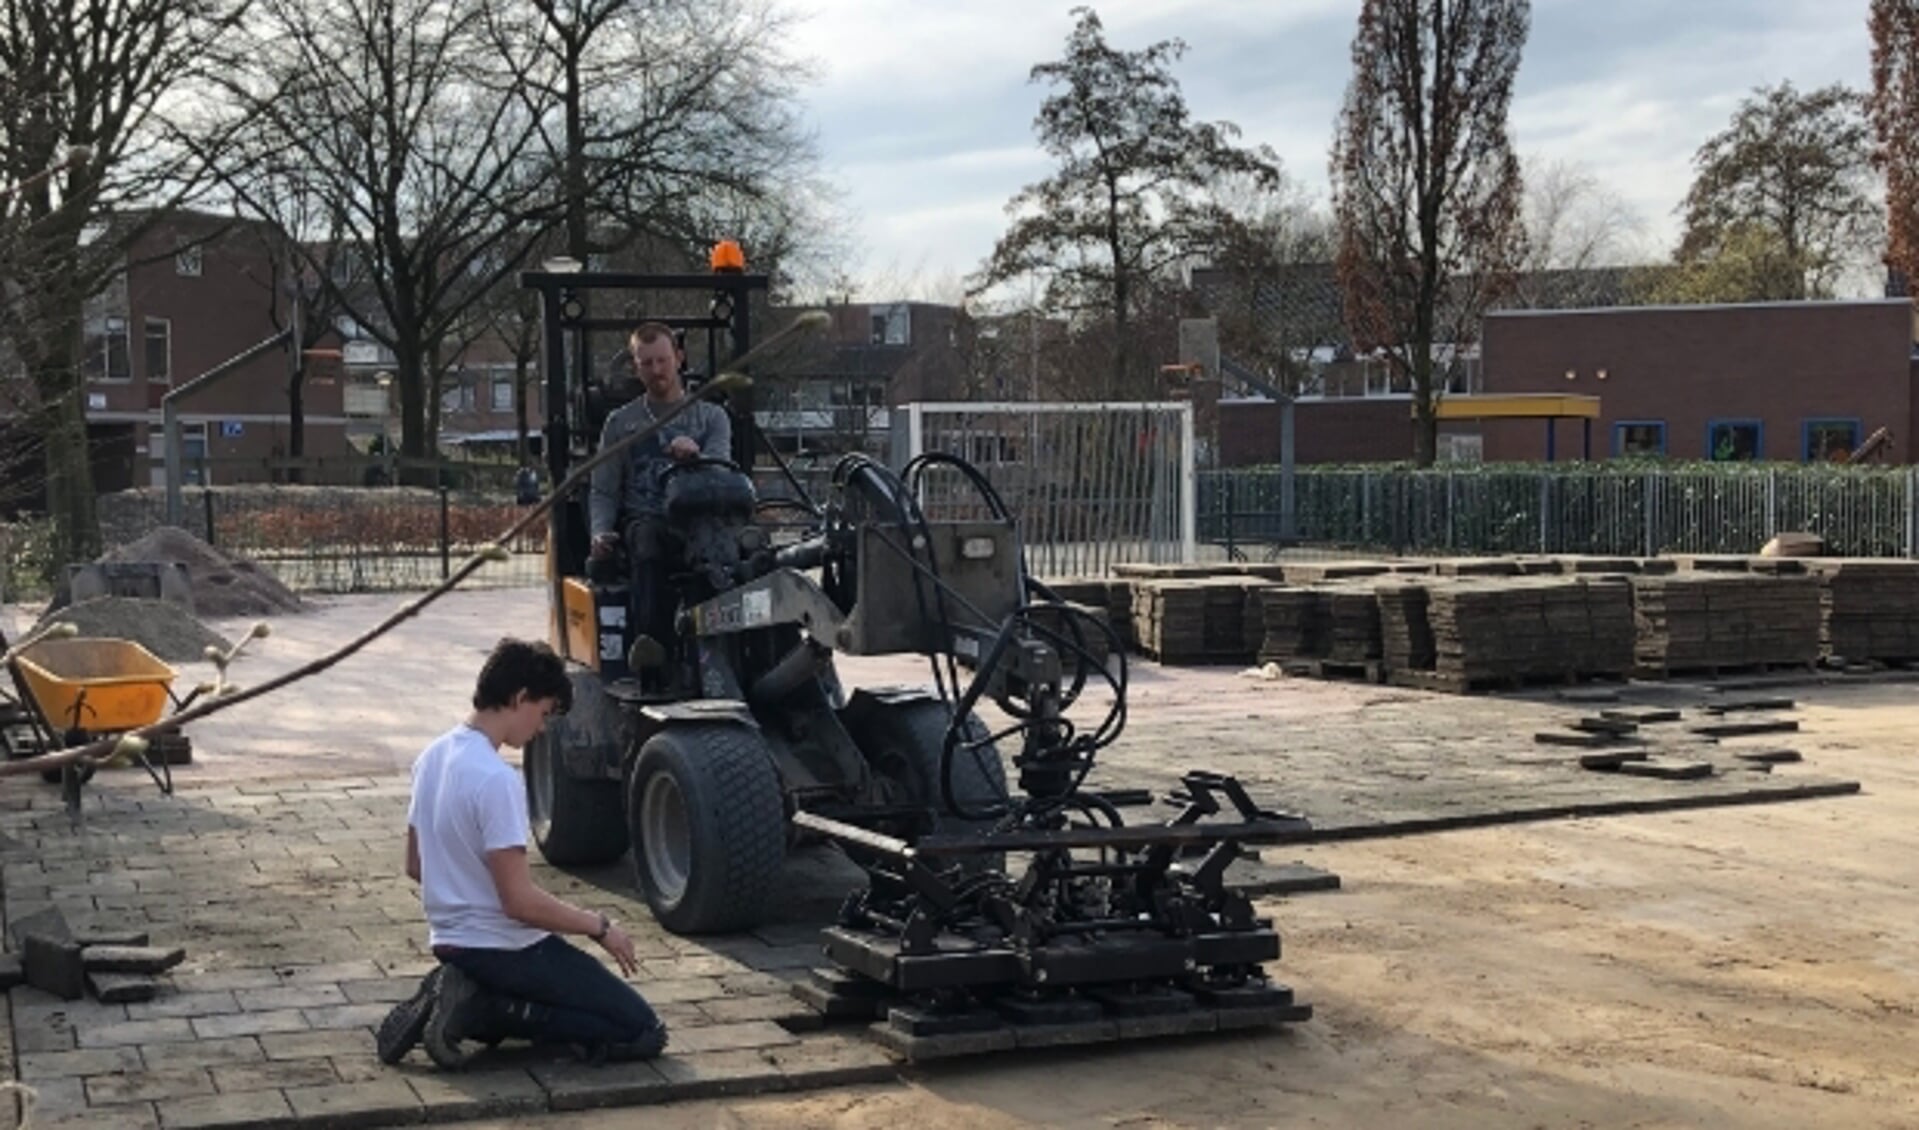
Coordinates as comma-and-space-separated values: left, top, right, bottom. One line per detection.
189, 1009, 310, 1040
403, 1064, 548, 1120
152, 1088, 295, 1129
258, 1029, 372, 1061
14, 1021, 78, 1052
300, 1003, 391, 1031
78, 1017, 198, 1048
137, 1037, 267, 1072
125, 991, 243, 1021
169, 970, 286, 994
641, 977, 729, 1005
666, 1020, 801, 1055
234, 985, 347, 1012
336, 978, 420, 1005
25, 932, 88, 1001
761, 1032, 899, 1088
530, 1060, 672, 1111
653, 1048, 788, 1099
84, 1066, 216, 1105
697, 994, 823, 1025
18, 1044, 145, 1080
84, 946, 188, 975
91, 973, 165, 1003
283, 1077, 423, 1125
209, 1057, 340, 1093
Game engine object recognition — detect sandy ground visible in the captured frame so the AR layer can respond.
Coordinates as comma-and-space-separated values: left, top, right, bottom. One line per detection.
454, 685, 1919, 1130
7, 589, 1917, 1127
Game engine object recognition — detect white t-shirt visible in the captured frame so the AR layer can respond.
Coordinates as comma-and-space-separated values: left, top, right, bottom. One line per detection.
407, 724, 549, 951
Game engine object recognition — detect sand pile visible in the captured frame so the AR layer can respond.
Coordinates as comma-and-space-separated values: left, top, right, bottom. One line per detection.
99, 527, 303, 617
36, 596, 233, 664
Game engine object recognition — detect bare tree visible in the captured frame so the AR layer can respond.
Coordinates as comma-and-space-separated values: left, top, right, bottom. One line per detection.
210, 0, 561, 481
1677, 81, 1881, 300
1201, 170, 1338, 396
1871, 0, 1919, 299
972, 7, 1281, 400
0, 0, 250, 561
1504, 155, 1647, 307
1331, 0, 1530, 467
507, 0, 831, 281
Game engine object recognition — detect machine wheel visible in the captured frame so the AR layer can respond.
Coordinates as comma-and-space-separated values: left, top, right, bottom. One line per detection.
628, 725, 786, 934
524, 730, 628, 866
856, 700, 1008, 870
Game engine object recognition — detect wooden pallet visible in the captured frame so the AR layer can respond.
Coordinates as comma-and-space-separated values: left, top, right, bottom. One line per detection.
1281, 658, 1386, 685
1633, 661, 1819, 681
1389, 669, 1629, 696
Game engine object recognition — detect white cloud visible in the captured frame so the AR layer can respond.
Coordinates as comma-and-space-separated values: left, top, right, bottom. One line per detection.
790, 0, 1879, 295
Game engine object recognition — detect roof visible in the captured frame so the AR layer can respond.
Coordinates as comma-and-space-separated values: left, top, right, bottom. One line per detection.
1486, 297, 1913, 319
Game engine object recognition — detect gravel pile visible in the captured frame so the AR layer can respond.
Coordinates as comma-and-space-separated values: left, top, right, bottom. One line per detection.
37, 597, 233, 664
99, 527, 303, 618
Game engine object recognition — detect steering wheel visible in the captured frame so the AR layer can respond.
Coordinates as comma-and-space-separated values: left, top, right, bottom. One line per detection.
657, 455, 744, 488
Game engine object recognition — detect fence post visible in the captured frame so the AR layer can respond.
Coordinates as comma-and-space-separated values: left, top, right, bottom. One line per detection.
202, 489, 216, 548
1908, 467, 1918, 559
1362, 471, 1375, 549
1445, 471, 1456, 551
439, 486, 451, 580
1537, 474, 1551, 554
1765, 469, 1777, 542
1643, 472, 1657, 557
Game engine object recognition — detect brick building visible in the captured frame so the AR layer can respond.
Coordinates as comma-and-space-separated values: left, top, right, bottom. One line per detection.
1218, 298, 1919, 466
1476, 299, 1916, 463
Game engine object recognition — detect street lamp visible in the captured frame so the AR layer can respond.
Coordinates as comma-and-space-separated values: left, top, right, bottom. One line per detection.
375, 371, 395, 483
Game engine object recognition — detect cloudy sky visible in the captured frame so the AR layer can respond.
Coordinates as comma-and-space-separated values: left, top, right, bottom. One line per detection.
782, 0, 1874, 297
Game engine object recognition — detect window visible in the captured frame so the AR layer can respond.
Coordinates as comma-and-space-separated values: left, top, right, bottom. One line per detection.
869, 303, 909, 345
149, 423, 210, 485
1437, 433, 1483, 463
144, 318, 170, 384
175, 245, 202, 277
1613, 420, 1666, 458
1803, 418, 1861, 462
85, 317, 131, 381
1363, 359, 1390, 397
492, 378, 514, 412
441, 378, 476, 414
1707, 419, 1764, 462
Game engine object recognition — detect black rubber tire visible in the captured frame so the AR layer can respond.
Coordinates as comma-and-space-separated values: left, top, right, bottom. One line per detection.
627, 725, 786, 935
855, 700, 1008, 870
524, 730, 629, 866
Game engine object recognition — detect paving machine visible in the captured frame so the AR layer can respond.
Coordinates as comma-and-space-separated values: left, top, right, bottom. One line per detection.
522, 258, 1312, 1057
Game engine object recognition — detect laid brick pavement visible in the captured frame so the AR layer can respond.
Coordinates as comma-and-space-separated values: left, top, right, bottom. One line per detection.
0, 777, 899, 1128
0, 655, 1866, 1129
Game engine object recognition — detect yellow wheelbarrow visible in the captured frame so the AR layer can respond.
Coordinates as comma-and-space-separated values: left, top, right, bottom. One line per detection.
4, 636, 196, 814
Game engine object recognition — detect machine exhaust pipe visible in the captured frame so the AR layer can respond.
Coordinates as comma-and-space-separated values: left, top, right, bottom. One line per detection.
748, 637, 834, 711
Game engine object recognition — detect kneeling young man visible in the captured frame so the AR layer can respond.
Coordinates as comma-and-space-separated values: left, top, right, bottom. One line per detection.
378, 638, 666, 1068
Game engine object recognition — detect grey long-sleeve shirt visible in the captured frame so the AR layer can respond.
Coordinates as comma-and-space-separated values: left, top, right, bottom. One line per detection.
588, 396, 733, 537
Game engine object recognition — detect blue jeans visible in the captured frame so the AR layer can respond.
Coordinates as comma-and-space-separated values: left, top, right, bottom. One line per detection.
437, 935, 662, 1047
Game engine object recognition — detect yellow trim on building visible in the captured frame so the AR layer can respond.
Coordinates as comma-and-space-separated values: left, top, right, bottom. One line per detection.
1419, 394, 1602, 421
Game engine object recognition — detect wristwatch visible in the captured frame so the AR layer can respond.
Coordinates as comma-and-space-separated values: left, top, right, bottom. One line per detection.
589, 913, 611, 942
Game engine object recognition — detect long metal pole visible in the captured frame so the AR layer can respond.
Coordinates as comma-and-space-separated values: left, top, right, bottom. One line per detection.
165, 328, 292, 526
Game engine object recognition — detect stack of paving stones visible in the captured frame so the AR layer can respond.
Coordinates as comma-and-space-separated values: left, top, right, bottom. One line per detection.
1551, 555, 1669, 575
1025, 600, 1113, 668
1319, 581, 1385, 664
1037, 577, 1130, 655
1630, 573, 1823, 674
1255, 586, 1322, 663
1130, 577, 1271, 664
1414, 577, 1635, 687
1374, 579, 1435, 671
1803, 558, 1919, 663
1433, 557, 1523, 578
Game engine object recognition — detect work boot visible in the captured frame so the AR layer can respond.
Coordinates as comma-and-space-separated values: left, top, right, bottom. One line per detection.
421, 966, 493, 1070
374, 966, 443, 1065
423, 968, 554, 1070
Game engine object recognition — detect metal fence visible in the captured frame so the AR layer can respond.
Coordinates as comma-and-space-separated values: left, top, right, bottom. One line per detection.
96, 482, 547, 594
1201, 464, 1919, 559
